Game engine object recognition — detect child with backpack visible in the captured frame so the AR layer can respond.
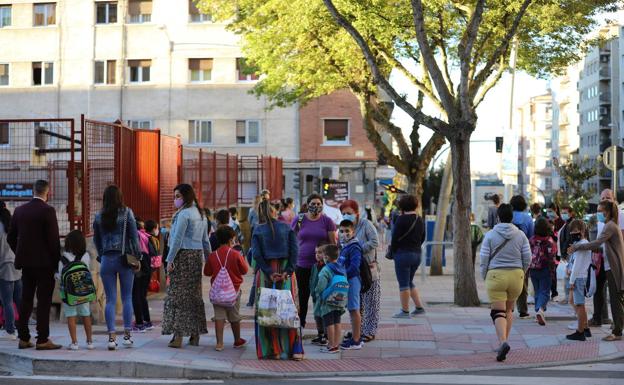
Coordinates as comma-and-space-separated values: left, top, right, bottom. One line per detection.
337, 219, 363, 350
310, 242, 329, 346
132, 218, 154, 332
528, 217, 558, 326
566, 219, 593, 341
315, 244, 348, 354
57, 230, 95, 350
204, 226, 249, 351
145, 219, 162, 296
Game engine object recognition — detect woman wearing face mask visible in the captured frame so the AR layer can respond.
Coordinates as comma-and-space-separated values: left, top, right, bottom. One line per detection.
162, 184, 211, 348
291, 193, 337, 329
339, 200, 380, 342
568, 200, 624, 342
546, 203, 565, 234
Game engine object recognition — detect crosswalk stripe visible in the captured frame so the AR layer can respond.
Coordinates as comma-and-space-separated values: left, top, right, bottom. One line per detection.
1, 376, 223, 384
296, 374, 622, 385
533, 363, 624, 372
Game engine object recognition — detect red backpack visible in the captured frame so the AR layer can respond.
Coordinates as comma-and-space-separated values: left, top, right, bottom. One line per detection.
530, 238, 554, 270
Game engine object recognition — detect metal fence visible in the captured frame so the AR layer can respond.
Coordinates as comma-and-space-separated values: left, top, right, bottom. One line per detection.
0, 119, 77, 236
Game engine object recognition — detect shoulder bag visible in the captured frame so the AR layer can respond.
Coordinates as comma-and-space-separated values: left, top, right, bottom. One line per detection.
385, 216, 419, 260
121, 209, 141, 271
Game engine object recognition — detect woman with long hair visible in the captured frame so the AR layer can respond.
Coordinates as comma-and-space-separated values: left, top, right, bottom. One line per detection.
93, 185, 140, 350
162, 184, 210, 348
0, 206, 22, 340
569, 200, 624, 342
252, 199, 302, 360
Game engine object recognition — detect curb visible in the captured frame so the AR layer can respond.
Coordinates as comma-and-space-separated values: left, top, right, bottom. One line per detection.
2, 349, 623, 380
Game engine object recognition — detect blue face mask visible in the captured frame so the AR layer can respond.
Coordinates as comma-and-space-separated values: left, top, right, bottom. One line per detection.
547, 211, 556, 220
342, 213, 357, 223
597, 212, 606, 223
561, 213, 570, 221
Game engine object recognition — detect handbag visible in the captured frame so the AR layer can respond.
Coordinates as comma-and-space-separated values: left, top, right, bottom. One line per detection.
385, 216, 419, 260
121, 209, 141, 271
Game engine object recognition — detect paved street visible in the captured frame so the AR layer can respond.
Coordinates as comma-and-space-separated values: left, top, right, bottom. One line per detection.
0, 358, 622, 385
0, 248, 623, 380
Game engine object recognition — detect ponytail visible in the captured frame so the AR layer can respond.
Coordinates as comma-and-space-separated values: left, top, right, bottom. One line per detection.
259, 199, 275, 239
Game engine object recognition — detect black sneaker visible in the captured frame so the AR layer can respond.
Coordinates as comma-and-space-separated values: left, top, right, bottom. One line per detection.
342, 332, 352, 343
518, 312, 531, 319
566, 331, 586, 341
311, 335, 328, 346
584, 328, 592, 338
496, 342, 510, 362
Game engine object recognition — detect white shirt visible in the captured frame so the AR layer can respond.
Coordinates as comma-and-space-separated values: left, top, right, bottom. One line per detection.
570, 239, 592, 283
596, 208, 624, 271
323, 204, 343, 225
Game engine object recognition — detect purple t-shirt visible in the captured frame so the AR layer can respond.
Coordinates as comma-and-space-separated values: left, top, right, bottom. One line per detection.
291, 214, 336, 268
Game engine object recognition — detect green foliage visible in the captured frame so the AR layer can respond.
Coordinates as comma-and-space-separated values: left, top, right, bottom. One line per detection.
555, 159, 599, 217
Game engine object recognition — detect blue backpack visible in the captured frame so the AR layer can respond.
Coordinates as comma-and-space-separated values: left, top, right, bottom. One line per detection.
322, 270, 349, 308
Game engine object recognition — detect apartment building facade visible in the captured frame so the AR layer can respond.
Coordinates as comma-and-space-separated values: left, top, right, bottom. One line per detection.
515, 92, 554, 203
577, 24, 622, 202
0, 0, 300, 200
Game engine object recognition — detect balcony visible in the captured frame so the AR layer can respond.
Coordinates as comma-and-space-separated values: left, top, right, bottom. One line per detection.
600, 92, 611, 103
599, 67, 611, 80
600, 117, 612, 127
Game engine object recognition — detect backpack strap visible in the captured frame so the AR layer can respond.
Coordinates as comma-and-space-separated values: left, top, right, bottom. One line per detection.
295, 213, 305, 233
217, 248, 231, 269
60, 254, 71, 266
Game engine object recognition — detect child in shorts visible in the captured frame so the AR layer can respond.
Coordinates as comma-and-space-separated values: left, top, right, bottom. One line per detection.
315, 244, 347, 354
204, 226, 249, 351
310, 242, 329, 346
57, 230, 94, 350
566, 219, 592, 341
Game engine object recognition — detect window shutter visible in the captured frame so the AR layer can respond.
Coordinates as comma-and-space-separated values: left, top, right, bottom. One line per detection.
0, 123, 8, 144
129, 59, 150, 67
139, 0, 152, 14
189, 58, 212, 70
129, 0, 151, 15
236, 121, 245, 137
189, 0, 200, 15
0, 64, 6, 76
324, 119, 348, 137
107, 60, 116, 84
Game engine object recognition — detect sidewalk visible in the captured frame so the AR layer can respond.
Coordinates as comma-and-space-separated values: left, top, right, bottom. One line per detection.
1, 249, 623, 379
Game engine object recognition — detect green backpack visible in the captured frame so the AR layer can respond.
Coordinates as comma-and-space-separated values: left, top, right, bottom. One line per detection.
60, 255, 96, 306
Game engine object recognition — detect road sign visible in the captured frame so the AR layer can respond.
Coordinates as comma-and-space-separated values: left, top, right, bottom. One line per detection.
602, 145, 624, 171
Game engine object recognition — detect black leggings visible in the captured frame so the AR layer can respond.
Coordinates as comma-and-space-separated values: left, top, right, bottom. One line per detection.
132, 269, 151, 325
295, 266, 312, 328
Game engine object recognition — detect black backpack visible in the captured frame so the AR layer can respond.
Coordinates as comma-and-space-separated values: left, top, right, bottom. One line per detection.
359, 256, 373, 294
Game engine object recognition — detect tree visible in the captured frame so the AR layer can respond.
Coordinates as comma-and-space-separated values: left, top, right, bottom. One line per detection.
554, 158, 598, 217
197, 0, 445, 213
200, 0, 618, 305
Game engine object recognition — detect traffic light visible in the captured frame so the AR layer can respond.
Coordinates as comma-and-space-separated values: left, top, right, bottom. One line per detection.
293, 171, 301, 191
322, 178, 330, 196
496, 137, 503, 153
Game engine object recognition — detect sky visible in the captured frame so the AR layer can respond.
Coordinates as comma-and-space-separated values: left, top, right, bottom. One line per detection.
388, 9, 624, 175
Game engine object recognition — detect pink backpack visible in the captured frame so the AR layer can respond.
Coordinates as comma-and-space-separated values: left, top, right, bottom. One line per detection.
209, 249, 238, 307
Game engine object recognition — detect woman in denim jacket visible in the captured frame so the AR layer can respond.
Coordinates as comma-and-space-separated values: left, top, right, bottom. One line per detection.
162, 184, 210, 348
93, 185, 140, 350
252, 199, 301, 360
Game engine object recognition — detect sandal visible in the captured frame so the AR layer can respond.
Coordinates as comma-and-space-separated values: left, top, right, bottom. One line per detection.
361, 335, 375, 343
602, 334, 622, 342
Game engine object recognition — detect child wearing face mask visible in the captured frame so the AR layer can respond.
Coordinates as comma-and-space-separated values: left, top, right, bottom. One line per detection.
336, 220, 363, 350
565, 219, 592, 341
310, 242, 329, 346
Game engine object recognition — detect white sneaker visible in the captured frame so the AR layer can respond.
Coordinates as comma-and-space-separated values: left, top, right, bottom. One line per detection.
2, 331, 17, 340
68, 343, 79, 351
107, 338, 117, 351
87, 341, 95, 350
122, 334, 133, 347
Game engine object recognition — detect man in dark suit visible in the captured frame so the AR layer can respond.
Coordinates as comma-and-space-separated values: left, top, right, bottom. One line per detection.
7, 180, 62, 350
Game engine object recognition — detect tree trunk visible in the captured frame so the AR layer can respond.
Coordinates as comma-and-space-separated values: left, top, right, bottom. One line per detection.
406, 174, 424, 216
430, 152, 452, 276
450, 133, 480, 306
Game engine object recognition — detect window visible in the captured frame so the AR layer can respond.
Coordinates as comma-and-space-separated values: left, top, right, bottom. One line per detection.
236, 58, 259, 81
0, 123, 8, 146
0, 64, 8, 86
33, 3, 56, 26
188, 120, 212, 144
94, 60, 116, 84
128, 60, 151, 83
96, 1, 117, 24
127, 120, 151, 129
323, 119, 350, 144
188, 58, 212, 82
128, 0, 151, 23
236, 120, 260, 144
0, 5, 11, 27
32, 62, 53, 85
189, 0, 211, 22
34, 121, 59, 147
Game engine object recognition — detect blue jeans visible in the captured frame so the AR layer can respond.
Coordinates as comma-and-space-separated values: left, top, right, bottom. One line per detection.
393, 250, 421, 291
530, 268, 551, 312
0, 279, 22, 334
100, 254, 134, 332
